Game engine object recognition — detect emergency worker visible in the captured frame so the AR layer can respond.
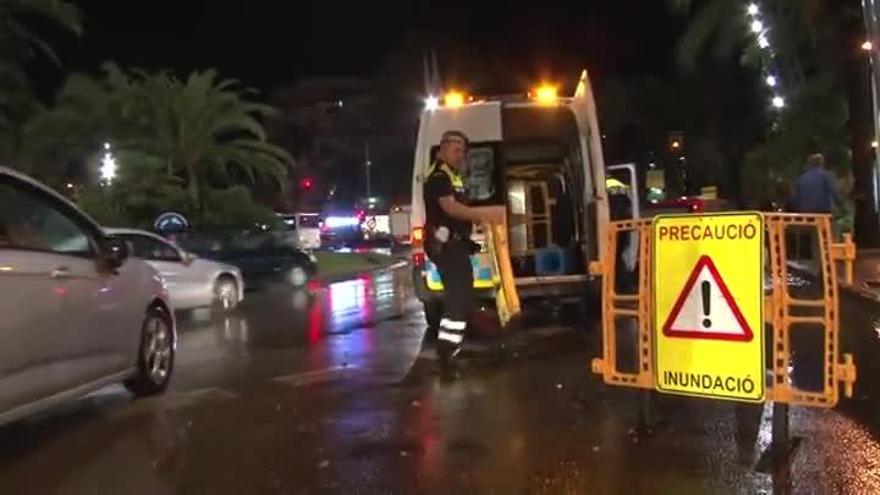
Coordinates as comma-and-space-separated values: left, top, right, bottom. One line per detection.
423, 130, 505, 367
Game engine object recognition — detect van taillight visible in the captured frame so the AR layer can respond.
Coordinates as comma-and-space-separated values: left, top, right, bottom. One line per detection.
412, 252, 426, 267
412, 226, 425, 247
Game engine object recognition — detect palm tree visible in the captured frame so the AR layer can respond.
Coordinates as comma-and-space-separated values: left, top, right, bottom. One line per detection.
670, 0, 879, 244
27, 63, 294, 209
125, 68, 295, 209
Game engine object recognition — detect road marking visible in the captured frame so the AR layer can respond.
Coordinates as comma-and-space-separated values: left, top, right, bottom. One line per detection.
272, 365, 356, 387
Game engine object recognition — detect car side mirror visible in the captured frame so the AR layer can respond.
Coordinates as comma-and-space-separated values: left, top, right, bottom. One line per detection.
100, 235, 129, 271
182, 252, 194, 266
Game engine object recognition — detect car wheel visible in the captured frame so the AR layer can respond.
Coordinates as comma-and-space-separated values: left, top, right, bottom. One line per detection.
213, 276, 239, 312
124, 306, 175, 397
290, 266, 308, 287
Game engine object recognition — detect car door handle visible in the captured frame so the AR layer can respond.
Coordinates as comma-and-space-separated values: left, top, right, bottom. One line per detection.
50, 266, 71, 279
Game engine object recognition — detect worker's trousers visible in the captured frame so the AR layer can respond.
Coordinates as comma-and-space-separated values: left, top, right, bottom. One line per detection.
427, 239, 474, 350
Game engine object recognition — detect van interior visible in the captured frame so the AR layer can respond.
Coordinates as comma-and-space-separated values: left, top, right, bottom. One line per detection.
462, 106, 591, 281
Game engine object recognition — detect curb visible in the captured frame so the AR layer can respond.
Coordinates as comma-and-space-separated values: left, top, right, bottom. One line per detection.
316, 259, 409, 285
838, 281, 880, 303
788, 260, 880, 303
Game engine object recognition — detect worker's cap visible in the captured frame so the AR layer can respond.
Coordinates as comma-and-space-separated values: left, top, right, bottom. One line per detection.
441, 130, 469, 148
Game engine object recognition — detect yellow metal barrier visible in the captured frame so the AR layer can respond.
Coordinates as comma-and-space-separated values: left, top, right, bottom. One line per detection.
592, 213, 857, 408
763, 214, 856, 406
487, 222, 521, 327
591, 219, 654, 389
830, 232, 856, 285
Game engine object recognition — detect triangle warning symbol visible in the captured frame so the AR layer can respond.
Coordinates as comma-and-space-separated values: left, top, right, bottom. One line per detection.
662, 255, 754, 342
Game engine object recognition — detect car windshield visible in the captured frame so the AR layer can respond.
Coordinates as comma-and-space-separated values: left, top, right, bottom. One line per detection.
298, 215, 322, 228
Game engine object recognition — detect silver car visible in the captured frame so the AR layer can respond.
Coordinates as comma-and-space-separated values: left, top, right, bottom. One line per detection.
106, 228, 244, 312
0, 167, 176, 426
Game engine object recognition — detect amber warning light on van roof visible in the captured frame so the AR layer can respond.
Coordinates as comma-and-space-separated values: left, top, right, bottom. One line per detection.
532, 84, 559, 104
444, 91, 466, 108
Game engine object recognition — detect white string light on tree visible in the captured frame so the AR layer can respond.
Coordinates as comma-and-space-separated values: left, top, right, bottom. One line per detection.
746, 2, 785, 110
100, 142, 117, 185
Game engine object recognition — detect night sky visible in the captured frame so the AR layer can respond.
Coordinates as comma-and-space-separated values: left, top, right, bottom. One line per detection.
37, 1, 751, 202
51, 0, 684, 94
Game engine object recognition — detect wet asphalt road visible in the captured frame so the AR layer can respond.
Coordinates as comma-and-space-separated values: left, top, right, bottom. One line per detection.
2, 267, 880, 494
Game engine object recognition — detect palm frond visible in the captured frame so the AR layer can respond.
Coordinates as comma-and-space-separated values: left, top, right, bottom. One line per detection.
0, 0, 82, 65
3, 0, 82, 36
676, 0, 740, 70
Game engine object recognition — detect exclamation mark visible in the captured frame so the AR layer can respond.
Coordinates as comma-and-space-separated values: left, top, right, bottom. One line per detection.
701, 281, 712, 328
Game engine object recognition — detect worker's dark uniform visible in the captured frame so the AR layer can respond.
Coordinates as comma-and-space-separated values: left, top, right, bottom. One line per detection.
423, 159, 474, 354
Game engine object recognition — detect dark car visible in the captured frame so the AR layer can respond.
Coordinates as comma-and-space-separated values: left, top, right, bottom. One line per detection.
176, 231, 317, 290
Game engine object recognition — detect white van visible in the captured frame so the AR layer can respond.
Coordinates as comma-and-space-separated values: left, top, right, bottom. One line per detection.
389, 204, 412, 245
279, 213, 322, 250
410, 71, 638, 325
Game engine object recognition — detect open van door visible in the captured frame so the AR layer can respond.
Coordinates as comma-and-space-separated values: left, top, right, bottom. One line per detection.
606, 163, 640, 220
606, 163, 640, 292
570, 70, 610, 269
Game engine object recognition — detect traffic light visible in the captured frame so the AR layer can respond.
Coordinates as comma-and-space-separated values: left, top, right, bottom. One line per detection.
668, 131, 684, 153
300, 177, 313, 190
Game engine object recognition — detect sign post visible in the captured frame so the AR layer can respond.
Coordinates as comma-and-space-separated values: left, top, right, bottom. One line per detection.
653, 212, 765, 403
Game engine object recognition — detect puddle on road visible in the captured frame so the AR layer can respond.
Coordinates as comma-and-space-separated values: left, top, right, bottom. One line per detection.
179, 268, 411, 351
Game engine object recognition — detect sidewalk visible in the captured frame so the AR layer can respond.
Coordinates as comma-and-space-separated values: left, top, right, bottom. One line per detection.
839, 248, 880, 302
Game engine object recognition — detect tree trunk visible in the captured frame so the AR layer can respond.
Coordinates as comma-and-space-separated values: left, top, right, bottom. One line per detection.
831, 0, 880, 247
185, 161, 200, 212
838, 1, 880, 246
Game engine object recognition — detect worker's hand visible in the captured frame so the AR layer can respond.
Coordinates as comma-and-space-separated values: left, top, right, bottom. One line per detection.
481, 205, 507, 224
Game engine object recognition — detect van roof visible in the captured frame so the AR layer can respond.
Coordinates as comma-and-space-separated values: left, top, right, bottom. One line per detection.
419, 98, 579, 147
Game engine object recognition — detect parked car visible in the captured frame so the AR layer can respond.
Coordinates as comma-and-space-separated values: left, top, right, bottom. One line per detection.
0, 167, 176, 426
106, 228, 244, 312
178, 231, 318, 290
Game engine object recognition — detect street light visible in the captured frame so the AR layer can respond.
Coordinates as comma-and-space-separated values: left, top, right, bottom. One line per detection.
747, 3, 759, 16
765, 75, 777, 87
771, 96, 785, 109
863, 40, 874, 51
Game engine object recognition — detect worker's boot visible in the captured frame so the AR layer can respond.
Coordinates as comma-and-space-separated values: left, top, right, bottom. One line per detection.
437, 341, 461, 380
424, 324, 439, 344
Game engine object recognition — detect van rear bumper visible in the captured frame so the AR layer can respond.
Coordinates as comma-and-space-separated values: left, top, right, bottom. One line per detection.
415, 265, 595, 302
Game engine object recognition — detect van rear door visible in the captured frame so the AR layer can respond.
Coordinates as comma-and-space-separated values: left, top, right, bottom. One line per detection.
569, 70, 610, 266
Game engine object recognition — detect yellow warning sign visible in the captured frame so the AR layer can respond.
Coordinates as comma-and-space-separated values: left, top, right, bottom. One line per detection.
653, 212, 764, 402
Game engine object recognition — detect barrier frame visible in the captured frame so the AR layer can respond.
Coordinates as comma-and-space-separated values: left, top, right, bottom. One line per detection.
591, 213, 856, 408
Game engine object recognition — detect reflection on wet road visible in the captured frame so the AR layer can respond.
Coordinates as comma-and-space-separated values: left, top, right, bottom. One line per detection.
1, 266, 880, 493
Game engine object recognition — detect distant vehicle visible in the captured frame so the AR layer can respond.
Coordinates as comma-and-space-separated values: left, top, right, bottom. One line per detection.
320, 211, 364, 248
107, 228, 244, 312
389, 204, 412, 245
0, 167, 176, 426
180, 232, 318, 290
644, 197, 733, 217
361, 213, 391, 241
410, 71, 640, 325
279, 212, 322, 250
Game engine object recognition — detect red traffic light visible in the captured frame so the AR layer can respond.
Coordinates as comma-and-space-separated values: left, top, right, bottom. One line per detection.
300, 177, 313, 190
